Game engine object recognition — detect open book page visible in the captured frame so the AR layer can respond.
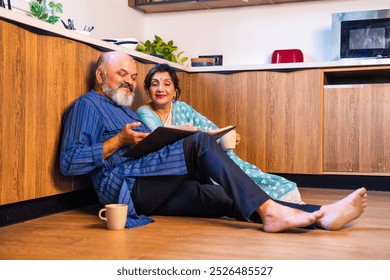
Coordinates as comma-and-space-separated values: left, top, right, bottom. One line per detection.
169, 125, 202, 132
206, 125, 236, 137
169, 125, 235, 138
122, 125, 236, 159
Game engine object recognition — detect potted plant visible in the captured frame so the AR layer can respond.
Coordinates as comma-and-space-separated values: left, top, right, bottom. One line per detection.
29, 0, 63, 24
137, 35, 188, 65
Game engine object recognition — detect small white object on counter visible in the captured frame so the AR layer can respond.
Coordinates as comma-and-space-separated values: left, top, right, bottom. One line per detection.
73, 30, 90, 36
103, 38, 138, 50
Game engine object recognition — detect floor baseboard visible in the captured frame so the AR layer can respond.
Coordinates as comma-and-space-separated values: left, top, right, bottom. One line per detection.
0, 174, 388, 228
0, 188, 99, 227
275, 174, 390, 191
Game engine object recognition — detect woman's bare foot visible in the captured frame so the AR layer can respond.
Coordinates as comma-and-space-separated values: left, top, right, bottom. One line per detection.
316, 187, 368, 231
257, 200, 323, 233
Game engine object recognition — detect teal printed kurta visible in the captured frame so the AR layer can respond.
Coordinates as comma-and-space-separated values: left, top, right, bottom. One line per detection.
137, 101, 303, 204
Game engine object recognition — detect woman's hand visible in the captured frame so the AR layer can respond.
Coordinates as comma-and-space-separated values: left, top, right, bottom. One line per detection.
236, 133, 241, 146
180, 122, 194, 127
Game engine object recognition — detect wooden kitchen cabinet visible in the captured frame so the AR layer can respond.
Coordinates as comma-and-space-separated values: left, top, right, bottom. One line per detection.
262, 66, 390, 175
264, 69, 322, 174
185, 69, 322, 175
128, 0, 324, 13
148, 65, 390, 176
323, 67, 390, 174
128, 0, 203, 13
185, 71, 268, 171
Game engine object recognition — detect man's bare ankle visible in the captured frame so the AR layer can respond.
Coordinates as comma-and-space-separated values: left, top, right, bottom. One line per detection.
257, 199, 273, 215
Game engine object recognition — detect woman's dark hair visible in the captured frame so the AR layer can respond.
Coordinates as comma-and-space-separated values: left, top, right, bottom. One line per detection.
144, 63, 181, 101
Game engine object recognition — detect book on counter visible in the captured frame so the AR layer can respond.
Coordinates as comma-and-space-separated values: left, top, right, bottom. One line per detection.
122, 125, 236, 159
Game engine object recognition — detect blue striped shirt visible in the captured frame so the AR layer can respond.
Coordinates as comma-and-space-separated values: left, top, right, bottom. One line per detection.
60, 90, 187, 228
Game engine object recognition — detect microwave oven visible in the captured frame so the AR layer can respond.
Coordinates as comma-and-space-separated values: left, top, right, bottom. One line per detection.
340, 18, 390, 58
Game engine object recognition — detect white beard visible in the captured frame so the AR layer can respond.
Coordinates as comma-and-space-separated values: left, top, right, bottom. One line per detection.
102, 83, 135, 107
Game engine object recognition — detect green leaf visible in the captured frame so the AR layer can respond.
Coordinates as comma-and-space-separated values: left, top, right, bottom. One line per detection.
47, 15, 60, 24
29, 1, 62, 24
181, 57, 189, 64
54, 3, 63, 13
40, 13, 49, 20
136, 35, 187, 64
136, 45, 145, 52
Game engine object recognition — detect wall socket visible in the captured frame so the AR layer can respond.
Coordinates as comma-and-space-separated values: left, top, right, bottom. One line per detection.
198, 55, 223, 66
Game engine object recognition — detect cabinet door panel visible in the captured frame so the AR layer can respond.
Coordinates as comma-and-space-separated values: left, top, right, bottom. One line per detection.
324, 84, 390, 173
265, 70, 322, 174
187, 72, 268, 170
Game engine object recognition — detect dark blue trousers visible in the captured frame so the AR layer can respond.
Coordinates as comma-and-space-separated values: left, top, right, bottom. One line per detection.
132, 132, 320, 225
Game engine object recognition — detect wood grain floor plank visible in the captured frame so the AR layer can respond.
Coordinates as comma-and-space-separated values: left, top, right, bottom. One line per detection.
0, 188, 389, 260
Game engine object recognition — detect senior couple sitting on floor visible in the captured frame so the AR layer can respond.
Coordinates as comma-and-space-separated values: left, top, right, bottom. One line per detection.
59, 51, 367, 233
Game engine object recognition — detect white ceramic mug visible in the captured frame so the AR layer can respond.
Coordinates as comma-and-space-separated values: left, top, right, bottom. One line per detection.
220, 129, 237, 150
98, 204, 128, 230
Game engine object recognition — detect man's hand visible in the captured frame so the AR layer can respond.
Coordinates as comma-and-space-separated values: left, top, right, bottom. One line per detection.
118, 122, 149, 146
103, 122, 149, 159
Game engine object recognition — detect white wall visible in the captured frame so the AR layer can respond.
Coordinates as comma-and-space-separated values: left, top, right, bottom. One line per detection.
142, 0, 390, 65
11, 0, 145, 39
59, 0, 145, 40
10, 0, 390, 66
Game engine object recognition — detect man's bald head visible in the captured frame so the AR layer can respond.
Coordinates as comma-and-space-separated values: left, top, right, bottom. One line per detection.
96, 51, 135, 76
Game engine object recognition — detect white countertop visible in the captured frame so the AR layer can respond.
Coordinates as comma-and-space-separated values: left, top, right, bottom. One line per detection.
0, 8, 188, 72
189, 57, 390, 73
2, 8, 390, 73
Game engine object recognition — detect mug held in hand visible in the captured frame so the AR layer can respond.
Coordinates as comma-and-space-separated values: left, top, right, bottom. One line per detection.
220, 129, 237, 150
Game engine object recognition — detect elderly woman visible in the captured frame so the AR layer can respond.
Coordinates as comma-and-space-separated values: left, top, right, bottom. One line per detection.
137, 63, 304, 204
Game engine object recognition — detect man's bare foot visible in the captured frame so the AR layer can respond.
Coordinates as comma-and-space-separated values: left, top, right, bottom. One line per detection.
316, 187, 368, 231
257, 200, 323, 233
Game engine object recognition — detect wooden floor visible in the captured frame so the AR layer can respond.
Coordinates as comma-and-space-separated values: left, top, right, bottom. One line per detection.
0, 188, 389, 260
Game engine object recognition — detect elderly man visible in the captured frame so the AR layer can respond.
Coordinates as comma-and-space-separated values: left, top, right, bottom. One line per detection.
60, 51, 367, 232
